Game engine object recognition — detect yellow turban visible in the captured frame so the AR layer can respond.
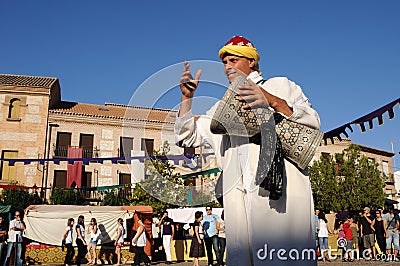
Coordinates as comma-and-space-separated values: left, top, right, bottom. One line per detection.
218, 36, 260, 72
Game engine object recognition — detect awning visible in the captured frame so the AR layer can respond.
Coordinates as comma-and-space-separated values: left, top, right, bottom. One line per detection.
24, 205, 152, 249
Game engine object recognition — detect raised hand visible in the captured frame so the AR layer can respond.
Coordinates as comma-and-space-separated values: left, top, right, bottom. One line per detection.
180, 61, 202, 99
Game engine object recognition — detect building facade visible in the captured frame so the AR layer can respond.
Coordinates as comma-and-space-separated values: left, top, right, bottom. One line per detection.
0, 74, 396, 201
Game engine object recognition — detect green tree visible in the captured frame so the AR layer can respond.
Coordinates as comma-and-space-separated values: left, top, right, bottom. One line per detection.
126, 141, 221, 214
309, 144, 386, 212
140, 141, 189, 206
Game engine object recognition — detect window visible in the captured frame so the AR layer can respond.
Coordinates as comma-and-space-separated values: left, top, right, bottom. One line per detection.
119, 173, 131, 185
184, 147, 195, 155
53, 170, 67, 188
8, 99, 21, 120
0, 151, 18, 180
82, 172, 92, 188
55, 132, 72, 157
120, 137, 134, 158
141, 138, 154, 156
382, 160, 389, 178
79, 134, 94, 158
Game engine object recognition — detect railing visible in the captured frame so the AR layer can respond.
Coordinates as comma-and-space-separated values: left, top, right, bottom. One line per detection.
50, 185, 133, 202
53, 146, 68, 157
53, 146, 98, 158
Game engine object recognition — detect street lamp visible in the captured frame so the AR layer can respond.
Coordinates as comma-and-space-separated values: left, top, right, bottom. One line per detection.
41, 122, 59, 201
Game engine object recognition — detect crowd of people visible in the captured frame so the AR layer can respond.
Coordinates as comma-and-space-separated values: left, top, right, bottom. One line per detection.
187, 207, 226, 266
0, 208, 226, 266
61, 214, 152, 266
315, 205, 400, 262
156, 208, 226, 266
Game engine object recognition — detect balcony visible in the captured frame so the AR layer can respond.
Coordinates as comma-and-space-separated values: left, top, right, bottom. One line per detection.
50, 185, 132, 203
53, 146, 98, 158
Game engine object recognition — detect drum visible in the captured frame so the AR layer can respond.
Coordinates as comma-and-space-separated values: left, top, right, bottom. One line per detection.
210, 75, 323, 169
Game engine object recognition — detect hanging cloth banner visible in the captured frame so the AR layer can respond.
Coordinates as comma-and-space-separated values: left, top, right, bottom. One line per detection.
67, 146, 82, 188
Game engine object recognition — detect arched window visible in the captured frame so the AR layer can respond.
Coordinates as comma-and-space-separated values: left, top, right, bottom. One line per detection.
8, 98, 21, 120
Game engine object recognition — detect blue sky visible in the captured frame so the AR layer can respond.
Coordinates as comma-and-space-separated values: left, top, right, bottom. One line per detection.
1, 1, 399, 169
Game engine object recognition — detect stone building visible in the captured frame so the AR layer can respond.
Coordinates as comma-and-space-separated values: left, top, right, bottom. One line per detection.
0, 74, 61, 187
0, 74, 395, 201
0, 74, 206, 199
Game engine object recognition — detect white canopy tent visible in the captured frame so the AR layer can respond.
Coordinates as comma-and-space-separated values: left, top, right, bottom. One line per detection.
24, 205, 140, 246
166, 207, 223, 224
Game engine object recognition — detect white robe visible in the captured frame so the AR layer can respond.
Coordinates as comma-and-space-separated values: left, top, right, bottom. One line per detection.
175, 72, 320, 265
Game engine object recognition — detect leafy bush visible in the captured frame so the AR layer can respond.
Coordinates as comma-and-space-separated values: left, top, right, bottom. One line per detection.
101, 191, 129, 206
0, 188, 42, 209
50, 188, 84, 205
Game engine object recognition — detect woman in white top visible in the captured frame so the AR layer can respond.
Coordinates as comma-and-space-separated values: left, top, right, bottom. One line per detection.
86, 217, 98, 265
216, 210, 226, 266
115, 218, 125, 265
131, 215, 151, 266
317, 212, 330, 261
62, 218, 75, 266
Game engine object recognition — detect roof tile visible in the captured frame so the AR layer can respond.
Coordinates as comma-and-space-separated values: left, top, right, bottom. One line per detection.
0, 74, 58, 88
50, 101, 177, 123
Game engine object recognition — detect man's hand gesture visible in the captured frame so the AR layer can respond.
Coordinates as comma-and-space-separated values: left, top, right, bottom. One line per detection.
180, 61, 202, 99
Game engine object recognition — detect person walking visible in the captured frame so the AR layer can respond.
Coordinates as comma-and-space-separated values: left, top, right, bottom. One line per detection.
158, 211, 174, 264
350, 216, 359, 259
189, 211, 205, 266
343, 217, 354, 262
201, 207, 220, 266
360, 207, 376, 259
371, 209, 388, 255
115, 218, 125, 265
175, 35, 320, 265
75, 215, 87, 266
216, 210, 226, 266
317, 211, 330, 262
86, 217, 99, 265
131, 215, 151, 266
2, 211, 25, 266
314, 210, 320, 257
62, 218, 75, 266
383, 205, 399, 260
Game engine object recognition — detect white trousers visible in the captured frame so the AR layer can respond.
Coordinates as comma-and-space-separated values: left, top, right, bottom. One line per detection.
162, 235, 172, 262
